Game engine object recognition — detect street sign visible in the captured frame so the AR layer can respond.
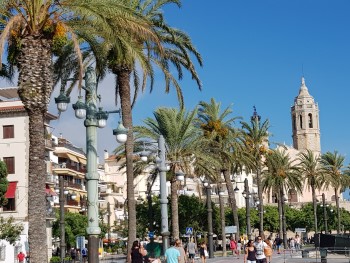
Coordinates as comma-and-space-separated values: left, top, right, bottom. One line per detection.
186, 227, 193, 235
295, 228, 306, 233
225, 226, 237, 234
76, 236, 85, 249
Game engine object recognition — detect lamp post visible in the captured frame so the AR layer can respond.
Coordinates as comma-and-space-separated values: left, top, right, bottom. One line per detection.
203, 181, 214, 258
158, 135, 170, 253
320, 193, 328, 233
59, 176, 66, 262
234, 178, 251, 240
281, 193, 288, 249
55, 67, 128, 263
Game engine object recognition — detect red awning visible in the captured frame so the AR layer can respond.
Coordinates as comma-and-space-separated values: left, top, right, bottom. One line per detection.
45, 185, 57, 196
5, 182, 17, 198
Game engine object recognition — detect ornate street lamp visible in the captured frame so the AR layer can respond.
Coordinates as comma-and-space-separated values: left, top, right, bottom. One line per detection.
54, 67, 128, 263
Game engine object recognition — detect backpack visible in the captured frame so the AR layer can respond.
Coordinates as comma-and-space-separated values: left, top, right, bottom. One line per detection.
82, 248, 87, 256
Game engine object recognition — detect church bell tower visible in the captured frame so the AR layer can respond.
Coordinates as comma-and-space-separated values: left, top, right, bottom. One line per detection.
291, 77, 321, 153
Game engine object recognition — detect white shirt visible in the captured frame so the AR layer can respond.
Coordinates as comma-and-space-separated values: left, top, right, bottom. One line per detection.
254, 241, 267, 260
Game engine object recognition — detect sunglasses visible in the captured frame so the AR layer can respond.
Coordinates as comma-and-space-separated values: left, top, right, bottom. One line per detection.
257, 238, 262, 240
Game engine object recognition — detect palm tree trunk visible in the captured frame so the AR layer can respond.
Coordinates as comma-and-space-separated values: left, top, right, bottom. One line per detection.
311, 184, 318, 233
278, 192, 283, 241
171, 176, 179, 239
335, 188, 341, 234
116, 69, 136, 257
223, 169, 240, 239
17, 35, 53, 263
281, 188, 287, 249
218, 183, 227, 256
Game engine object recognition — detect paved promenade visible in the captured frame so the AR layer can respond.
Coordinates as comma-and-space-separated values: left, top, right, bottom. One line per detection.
100, 250, 350, 263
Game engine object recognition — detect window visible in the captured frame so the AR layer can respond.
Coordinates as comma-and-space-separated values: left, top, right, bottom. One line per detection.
3, 198, 16, 211
299, 115, 303, 129
308, 113, 313, 128
3, 157, 15, 174
3, 125, 14, 139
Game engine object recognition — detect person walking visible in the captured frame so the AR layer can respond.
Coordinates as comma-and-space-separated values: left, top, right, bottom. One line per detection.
130, 240, 144, 263
229, 237, 237, 256
273, 235, 282, 254
244, 240, 257, 263
175, 239, 187, 263
146, 236, 162, 260
17, 251, 25, 263
199, 241, 208, 263
165, 240, 180, 263
264, 237, 272, 263
254, 236, 268, 263
187, 237, 197, 263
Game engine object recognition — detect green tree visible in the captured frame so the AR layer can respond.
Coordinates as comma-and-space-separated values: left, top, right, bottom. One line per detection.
0, 216, 24, 245
106, 0, 203, 249
321, 151, 348, 234
262, 149, 302, 247
134, 107, 213, 239
195, 98, 243, 240
0, 1, 151, 260
241, 109, 269, 237
52, 212, 87, 249
297, 149, 324, 233
0, 160, 8, 206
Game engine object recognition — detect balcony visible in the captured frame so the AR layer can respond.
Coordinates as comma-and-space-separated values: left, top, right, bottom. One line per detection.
66, 200, 79, 207
66, 182, 85, 191
46, 174, 57, 184
53, 163, 86, 176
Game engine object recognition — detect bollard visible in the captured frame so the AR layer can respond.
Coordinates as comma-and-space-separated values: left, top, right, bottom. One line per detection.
320, 248, 327, 263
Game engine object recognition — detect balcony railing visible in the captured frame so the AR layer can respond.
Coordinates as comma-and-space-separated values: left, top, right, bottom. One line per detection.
53, 163, 87, 174
66, 182, 85, 190
46, 174, 56, 184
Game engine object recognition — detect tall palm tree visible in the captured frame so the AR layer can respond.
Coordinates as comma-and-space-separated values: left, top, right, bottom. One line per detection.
241, 109, 269, 237
195, 98, 244, 239
262, 149, 302, 248
134, 107, 215, 239
102, 0, 203, 248
321, 151, 348, 234
297, 149, 324, 233
0, 1, 154, 261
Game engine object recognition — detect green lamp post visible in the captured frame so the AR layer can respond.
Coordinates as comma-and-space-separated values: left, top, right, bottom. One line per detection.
55, 66, 127, 263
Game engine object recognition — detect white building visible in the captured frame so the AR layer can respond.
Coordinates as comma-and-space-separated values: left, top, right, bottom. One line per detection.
0, 87, 57, 263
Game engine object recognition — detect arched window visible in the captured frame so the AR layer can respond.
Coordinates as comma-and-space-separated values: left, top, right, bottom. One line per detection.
292, 115, 296, 130
331, 195, 336, 201
299, 115, 303, 129
308, 113, 313, 128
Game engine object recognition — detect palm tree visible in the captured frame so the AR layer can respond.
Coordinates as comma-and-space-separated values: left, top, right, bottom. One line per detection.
320, 151, 348, 234
241, 108, 269, 237
297, 149, 324, 233
134, 107, 216, 240
262, 149, 302, 248
103, 0, 203, 248
0, 1, 154, 261
196, 98, 245, 239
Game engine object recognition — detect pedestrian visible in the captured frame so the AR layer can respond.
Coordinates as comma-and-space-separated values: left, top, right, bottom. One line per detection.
290, 237, 296, 253
273, 234, 282, 254
237, 239, 242, 259
229, 237, 237, 256
244, 240, 256, 263
199, 241, 208, 263
264, 237, 272, 263
70, 248, 76, 262
175, 239, 187, 263
81, 247, 88, 263
130, 240, 144, 263
146, 236, 162, 260
254, 235, 268, 263
17, 251, 25, 263
165, 240, 180, 263
187, 237, 197, 263
295, 234, 301, 250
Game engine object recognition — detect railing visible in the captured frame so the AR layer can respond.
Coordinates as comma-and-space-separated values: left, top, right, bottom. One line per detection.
66, 182, 85, 190
53, 163, 87, 174
46, 174, 56, 184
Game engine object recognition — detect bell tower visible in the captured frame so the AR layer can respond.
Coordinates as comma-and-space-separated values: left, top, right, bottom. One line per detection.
291, 77, 321, 153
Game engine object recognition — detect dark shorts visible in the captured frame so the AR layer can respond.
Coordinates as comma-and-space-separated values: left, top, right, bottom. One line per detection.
189, 253, 195, 259
257, 259, 267, 263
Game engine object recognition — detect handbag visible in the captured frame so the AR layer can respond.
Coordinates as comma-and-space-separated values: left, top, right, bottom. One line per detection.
204, 250, 209, 257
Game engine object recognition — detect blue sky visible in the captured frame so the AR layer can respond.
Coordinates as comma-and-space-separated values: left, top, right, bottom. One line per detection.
1, 1, 350, 178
